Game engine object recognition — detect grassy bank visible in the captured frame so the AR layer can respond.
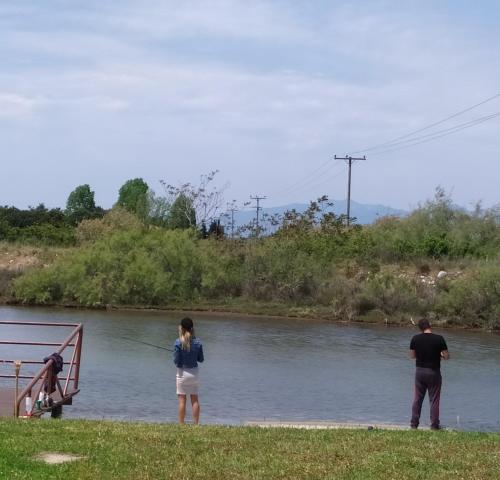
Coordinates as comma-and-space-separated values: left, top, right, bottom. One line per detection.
3, 194, 499, 329
3, 261, 500, 330
1, 420, 499, 479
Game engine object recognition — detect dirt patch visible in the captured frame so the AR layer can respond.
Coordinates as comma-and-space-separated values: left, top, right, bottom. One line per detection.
0, 269, 19, 299
0, 251, 39, 271
0, 246, 44, 302
34, 452, 84, 464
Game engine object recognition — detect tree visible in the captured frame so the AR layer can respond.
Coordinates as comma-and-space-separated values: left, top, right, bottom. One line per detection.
146, 190, 170, 227
0, 204, 67, 228
117, 178, 149, 216
208, 219, 225, 238
168, 194, 196, 229
65, 184, 102, 225
160, 171, 227, 227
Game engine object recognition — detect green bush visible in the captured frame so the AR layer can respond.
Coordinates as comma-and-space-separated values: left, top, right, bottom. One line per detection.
437, 264, 500, 329
242, 237, 326, 301
75, 207, 144, 244
357, 273, 429, 316
199, 239, 244, 298
363, 191, 499, 262
0, 223, 75, 246
13, 229, 203, 306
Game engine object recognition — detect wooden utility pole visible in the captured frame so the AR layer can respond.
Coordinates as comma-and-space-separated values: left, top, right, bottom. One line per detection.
250, 195, 266, 237
334, 155, 366, 226
226, 203, 237, 238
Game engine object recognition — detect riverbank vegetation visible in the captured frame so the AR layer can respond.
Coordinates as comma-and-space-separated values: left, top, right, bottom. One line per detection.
2, 182, 499, 329
1, 419, 499, 479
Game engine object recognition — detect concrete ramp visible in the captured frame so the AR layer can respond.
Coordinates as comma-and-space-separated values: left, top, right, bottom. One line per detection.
244, 420, 413, 430
0, 388, 15, 417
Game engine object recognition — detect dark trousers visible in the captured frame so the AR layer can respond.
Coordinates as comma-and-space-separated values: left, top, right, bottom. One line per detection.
411, 367, 442, 429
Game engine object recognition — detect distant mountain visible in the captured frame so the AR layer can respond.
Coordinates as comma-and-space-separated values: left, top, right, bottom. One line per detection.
227, 200, 406, 231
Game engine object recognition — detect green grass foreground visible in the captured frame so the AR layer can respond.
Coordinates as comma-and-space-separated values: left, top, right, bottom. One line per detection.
1, 420, 499, 479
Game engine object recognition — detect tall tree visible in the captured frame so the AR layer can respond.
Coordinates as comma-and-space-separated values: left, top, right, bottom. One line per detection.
168, 193, 196, 229
117, 178, 149, 216
160, 171, 227, 227
146, 190, 170, 227
65, 184, 102, 224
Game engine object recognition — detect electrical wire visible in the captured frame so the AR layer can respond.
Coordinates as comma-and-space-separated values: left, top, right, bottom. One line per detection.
298, 166, 346, 196
287, 162, 344, 195
370, 111, 500, 156
271, 92, 500, 203
275, 158, 338, 196
349, 92, 500, 155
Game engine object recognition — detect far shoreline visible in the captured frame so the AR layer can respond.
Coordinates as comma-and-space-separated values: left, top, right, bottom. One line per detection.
2, 299, 498, 334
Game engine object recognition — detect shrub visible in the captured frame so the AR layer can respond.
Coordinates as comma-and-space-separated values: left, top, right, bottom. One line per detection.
76, 207, 143, 244
357, 273, 426, 316
199, 240, 244, 298
242, 237, 325, 301
437, 264, 500, 329
13, 229, 203, 306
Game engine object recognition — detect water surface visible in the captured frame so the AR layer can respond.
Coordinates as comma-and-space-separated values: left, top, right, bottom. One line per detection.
1, 306, 499, 431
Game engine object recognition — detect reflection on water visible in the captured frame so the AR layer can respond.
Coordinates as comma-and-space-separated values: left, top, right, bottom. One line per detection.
1, 306, 499, 431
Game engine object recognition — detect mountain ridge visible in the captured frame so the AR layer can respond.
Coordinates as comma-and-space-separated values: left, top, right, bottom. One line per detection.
227, 200, 407, 230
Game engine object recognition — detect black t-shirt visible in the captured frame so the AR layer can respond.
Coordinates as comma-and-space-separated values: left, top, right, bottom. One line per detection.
410, 333, 448, 370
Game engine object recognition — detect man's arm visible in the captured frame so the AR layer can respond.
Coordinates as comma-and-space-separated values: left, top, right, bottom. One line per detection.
409, 336, 416, 359
440, 337, 449, 360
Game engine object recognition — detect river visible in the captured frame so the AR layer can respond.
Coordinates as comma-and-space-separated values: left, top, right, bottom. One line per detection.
1, 306, 499, 431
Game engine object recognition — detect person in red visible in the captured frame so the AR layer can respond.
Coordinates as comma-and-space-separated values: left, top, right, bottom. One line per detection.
409, 318, 450, 430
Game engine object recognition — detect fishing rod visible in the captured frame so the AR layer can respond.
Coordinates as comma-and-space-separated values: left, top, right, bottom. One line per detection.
119, 336, 174, 352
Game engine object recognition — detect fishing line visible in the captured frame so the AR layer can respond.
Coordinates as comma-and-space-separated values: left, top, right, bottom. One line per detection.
119, 336, 174, 352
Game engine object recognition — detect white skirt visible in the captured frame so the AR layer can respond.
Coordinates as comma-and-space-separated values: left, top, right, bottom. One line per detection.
176, 367, 200, 395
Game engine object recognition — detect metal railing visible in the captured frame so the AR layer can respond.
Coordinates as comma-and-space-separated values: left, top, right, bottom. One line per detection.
0, 321, 83, 417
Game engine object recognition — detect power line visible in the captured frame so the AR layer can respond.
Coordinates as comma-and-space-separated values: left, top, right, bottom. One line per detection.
270, 93, 500, 207
303, 165, 345, 193
274, 159, 333, 196
370, 111, 500, 156
350, 92, 500, 155
286, 162, 344, 195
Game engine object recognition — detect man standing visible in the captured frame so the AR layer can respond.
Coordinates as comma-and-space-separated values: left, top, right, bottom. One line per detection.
409, 318, 449, 430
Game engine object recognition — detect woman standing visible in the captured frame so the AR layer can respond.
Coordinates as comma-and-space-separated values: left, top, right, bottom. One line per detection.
173, 317, 204, 424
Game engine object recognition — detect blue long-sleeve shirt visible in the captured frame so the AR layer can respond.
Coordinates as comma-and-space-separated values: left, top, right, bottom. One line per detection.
173, 338, 204, 368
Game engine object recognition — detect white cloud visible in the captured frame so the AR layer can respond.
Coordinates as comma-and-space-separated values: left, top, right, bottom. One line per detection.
107, 0, 315, 44
0, 93, 41, 117
0, 1, 499, 209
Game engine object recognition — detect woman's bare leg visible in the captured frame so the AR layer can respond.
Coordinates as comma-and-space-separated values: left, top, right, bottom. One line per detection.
190, 394, 200, 424
178, 394, 187, 424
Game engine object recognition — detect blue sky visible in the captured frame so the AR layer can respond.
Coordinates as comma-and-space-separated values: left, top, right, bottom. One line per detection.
1, 0, 499, 211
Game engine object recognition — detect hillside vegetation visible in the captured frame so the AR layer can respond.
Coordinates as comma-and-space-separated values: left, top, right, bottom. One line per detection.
6, 190, 499, 329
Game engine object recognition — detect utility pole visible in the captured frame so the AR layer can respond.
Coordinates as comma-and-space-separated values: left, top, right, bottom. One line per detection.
250, 195, 266, 237
226, 202, 237, 239
334, 155, 366, 226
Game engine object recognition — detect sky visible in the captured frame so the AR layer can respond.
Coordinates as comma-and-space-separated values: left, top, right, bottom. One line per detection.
1, 0, 499, 212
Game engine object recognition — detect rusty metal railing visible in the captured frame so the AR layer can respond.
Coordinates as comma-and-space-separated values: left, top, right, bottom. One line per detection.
0, 321, 83, 417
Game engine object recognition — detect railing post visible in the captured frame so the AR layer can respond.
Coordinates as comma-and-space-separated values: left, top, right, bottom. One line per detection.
73, 328, 83, 390
2, 322, 83, 418
14, 361, 22, 417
